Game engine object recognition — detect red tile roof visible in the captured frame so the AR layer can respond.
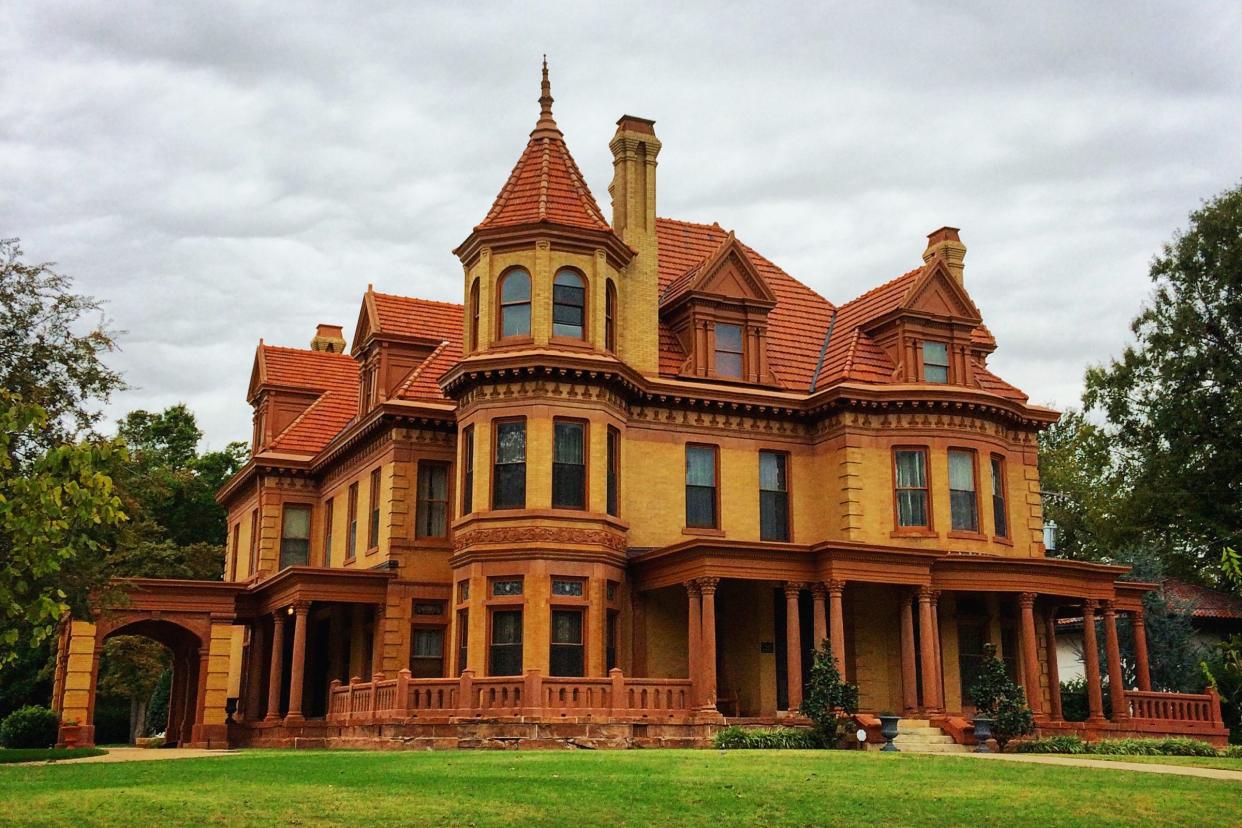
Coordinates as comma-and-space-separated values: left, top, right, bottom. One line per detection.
655, 218, 836, 390
1163, 579, 1242, 620
371, 292, 463, 343
476, 133, 612, 233
815, 269, 919, 388
257, 346, 359, 455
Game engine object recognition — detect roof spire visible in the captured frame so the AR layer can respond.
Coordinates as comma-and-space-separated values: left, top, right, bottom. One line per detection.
531, 55, 561, 139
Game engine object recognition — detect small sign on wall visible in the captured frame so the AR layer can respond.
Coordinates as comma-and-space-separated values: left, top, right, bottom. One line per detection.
760, 641, 775, 653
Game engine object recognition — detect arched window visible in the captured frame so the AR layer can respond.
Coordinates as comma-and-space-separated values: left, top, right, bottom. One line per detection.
552, 269, 586, 339
605, 280, 617, 352
499, 269, 531, 338
469, 279, 480, 351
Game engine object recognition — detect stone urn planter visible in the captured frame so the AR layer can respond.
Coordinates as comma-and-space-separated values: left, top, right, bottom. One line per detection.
58, 723, 81, 749
878, 714, 901, 752
972, 717, 994, 753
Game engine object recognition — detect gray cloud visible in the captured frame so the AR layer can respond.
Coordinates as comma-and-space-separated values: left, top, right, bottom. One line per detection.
3, 1, 1240, 447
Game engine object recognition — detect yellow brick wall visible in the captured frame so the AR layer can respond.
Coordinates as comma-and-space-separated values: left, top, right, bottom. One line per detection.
59, 620, 97, 726
850, 584, 904, 712
202, 623, 235, 726
643, 586, 688, 678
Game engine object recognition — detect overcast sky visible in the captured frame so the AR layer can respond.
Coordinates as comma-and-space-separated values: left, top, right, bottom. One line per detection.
3, 2, 1240, 449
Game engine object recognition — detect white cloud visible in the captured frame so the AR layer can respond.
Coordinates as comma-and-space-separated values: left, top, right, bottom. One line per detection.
2, 0, 1240, 444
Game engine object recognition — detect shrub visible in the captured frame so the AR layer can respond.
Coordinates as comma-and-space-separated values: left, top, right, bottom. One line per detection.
713, 726, 822, 750
0, 706, 60, 749
1015, 735, 1089, 754
1223, 744, 1242, 759
798, 641, 858, 748
1058, 678, 1113, 722
969, 644, 1034, 749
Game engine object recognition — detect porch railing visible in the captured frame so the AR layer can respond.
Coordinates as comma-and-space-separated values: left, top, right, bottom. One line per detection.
327, 668, 694, 723
1124, 688, 1224, 727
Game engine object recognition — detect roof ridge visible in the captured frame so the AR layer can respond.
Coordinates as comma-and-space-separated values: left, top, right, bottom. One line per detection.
371, 292, 464, 309
269, 391, 331, 450
261, 343, 354, 360
838, 265, 923, 311
394, 340, 450, 397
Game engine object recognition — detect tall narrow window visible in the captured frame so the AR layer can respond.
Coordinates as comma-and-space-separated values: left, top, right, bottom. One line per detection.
469, 279, 480, 351
552, 420, 586, 509
229, 522, 240, 580
347, 482, 359, 559
605, 280, 617, 352
685, 445, 719, 529
456, 610, 469, 675
714, 323, 744, 378
549, 609, 584, 677
922, 341, 949, 383
489, 610, 523, 676
552, 269, 585, 339
493, 420, 527, 509
894, 449, 929, 528
410, 628, 445, 678
949, 449, 979, 532
248, 509, 259, 573
416, 463, 449, 538
991, 455, 1008, 538
606, 426, 620, 517
322, 498, 334, 567
499, 269, 531, 338
461, 425, 474, 516
759, 451, 789, 542
279, 505, 311, 569
368, 468, 381, 549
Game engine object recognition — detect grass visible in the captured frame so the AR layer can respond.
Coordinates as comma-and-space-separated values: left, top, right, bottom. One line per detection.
0, 749, 1240, 827
0, 747, 107, 764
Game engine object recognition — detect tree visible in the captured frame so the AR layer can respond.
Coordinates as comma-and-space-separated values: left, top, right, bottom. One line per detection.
97, 636, 168, 742
799, 641, 859, 747
969, 643, 1034, 750
0, 238, 124, 462
0, 393, 127, 667
1083, 183, 1242, 580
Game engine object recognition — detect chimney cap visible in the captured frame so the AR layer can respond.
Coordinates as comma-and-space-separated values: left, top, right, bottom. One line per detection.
615, 114, 656, 134
926, 226, 961, 246
310, 323, 347, 353
315, 323, 344, 337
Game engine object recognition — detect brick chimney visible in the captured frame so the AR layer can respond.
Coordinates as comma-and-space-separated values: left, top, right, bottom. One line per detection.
608, 115, 662, 375
922, 226, 967, 285
310, 323, 346, 353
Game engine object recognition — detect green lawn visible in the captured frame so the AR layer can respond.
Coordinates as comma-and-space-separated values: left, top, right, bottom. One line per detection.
0, 747, 107, 765
0, 749, 1238, 827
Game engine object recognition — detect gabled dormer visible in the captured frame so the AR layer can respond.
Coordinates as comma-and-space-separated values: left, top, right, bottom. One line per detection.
864, 227, 985, 386
352, 287, 462, 414
247, 334, 359, 455
659, 230, 780, 385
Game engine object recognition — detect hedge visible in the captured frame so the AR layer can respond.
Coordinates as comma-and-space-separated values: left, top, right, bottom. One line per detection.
713, 726, 823, 750
1016, 735, 1221, 757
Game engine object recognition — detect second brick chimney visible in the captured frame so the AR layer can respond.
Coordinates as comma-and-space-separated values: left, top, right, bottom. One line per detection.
922, 226, 967, 285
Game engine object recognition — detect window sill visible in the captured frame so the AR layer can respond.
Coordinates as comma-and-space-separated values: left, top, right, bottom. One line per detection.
890, 528, 938, 539
548, 336, 592, 350
682, 527, 725, 537
947, 530, 987, 542
991, 534, 1014, 547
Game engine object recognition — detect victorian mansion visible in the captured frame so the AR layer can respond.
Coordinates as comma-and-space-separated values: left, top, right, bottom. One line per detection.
53, 64, 1226, 750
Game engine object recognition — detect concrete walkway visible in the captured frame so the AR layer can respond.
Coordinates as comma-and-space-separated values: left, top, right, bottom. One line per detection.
19, 747, 239, 766
949, 751, 1242, 782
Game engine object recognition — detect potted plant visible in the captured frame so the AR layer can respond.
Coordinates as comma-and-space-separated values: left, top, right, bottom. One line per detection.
877, 711, 901, 752
971, 716, 993, 752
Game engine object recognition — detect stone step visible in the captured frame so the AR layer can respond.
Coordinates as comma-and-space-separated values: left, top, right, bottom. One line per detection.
896, 725, 947, 736
893, 734, 956, 745
898, 742, 970, 754
895, 718, 931, 728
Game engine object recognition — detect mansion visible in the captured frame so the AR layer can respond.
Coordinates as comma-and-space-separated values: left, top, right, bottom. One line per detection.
52, 63, 1226, 750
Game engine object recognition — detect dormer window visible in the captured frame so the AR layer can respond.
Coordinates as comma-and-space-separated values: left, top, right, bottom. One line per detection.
922, 341, 949, 383
714, 323, 744, 378
605, 280, 617, 352
552, 269, 586, 339
469, 279, 480, 351
499, 269, 531, 338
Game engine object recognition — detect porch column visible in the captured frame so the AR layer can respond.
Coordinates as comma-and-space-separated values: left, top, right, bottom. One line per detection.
192, 647, 210, 743
371, 602, 387, 676
917, 586, 941, 712
286, 602, 310, 723
685, 581, 702, 706
1102, 601, 1128, 720
1081, 600, 1105, 722
698, 578, 719, 710
243, 622, 266, 721
1018, 593, 1045, 719
811, 583, 828, 652
264, 610, 286, 722
1044, 607, 1063, 721
1132, 607, 1152, 692
784, 582, 804, 711
900, 590, 918, 714
930, 590, 944, 706
828, 580, 846, 676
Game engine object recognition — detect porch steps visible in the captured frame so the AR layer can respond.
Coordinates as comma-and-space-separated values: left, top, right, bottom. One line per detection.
868, 719, 970, 754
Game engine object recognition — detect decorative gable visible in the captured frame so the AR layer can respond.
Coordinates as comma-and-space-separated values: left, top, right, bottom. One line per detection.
898, 256, 982, 323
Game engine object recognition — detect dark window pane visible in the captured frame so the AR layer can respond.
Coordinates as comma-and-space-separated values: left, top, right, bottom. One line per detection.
951, 491, 979, 532
502, 304, 531, 338
716, 323, 743, 352
462, 427, 474, 516
552, 579, 584, 597
550, 610, 584, 677
760, 491, 789, 542
991, 458, 1008, 538
494, 422, 526, 509
552, 271, 585, 338
895, 451, 926, 488
606, 427, 620, 517
923, 342, 949, 383
280, 507, 311, 569
496, 422, 526, 463
492, 578, 523, 596
897, 490, 928, 527
686, 486, 717, 528
949, 451, 978, 531
416, 464, 448, 538
501, 270, 530, 302
490, 610, 523, 676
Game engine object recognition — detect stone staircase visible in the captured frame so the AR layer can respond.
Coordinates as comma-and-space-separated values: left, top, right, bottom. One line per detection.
868, 718, 970, 753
